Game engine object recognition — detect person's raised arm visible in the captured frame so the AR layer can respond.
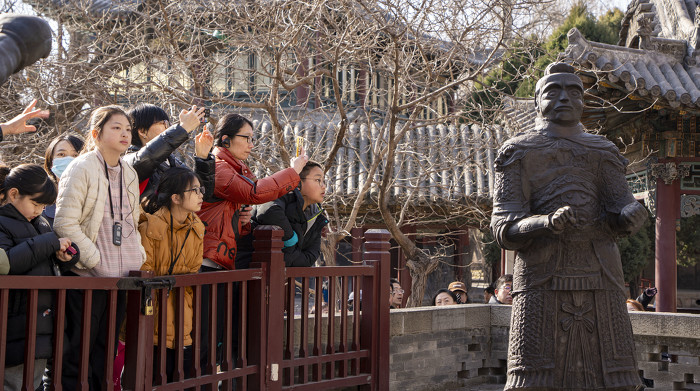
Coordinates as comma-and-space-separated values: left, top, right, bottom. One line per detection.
124, 106, 206, 181
0, 99, 49, 140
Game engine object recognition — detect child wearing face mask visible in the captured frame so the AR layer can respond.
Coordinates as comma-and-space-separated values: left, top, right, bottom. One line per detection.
42, 135, 84, 227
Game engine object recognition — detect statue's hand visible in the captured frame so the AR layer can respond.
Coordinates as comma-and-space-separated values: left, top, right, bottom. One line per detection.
619, 201, 647, 233
548, 206, 576, 233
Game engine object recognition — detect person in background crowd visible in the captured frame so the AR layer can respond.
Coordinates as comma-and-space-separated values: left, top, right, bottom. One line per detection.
433, 288, 458, 306
390, 278, 404, 308
626, 299, 645, 312
636, 287, 657, 310
196, 113, 307, 373
124, 103, 213, 201
483, 283, 495, 303
0, 99, 50, 141
139, 167, 205, 384
490, 274, 513, 305
54, 105, 146, 390
237, 161, 328, 269
348, 290, 361, 312
0, 164, 77, 391
448, 281, 469, 304
42, 134, 84, 226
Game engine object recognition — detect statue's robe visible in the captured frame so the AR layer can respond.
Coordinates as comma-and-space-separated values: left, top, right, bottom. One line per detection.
491, 123, 642, 391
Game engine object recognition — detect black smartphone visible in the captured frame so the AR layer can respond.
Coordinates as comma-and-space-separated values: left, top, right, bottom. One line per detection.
201, 108, 211, 123
113, 222, 122, 246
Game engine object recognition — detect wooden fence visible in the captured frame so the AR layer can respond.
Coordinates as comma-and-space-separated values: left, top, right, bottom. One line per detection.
0, 226, 390, 391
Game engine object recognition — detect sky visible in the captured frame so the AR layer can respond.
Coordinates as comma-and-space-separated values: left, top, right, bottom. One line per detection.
609, 0, 632, 12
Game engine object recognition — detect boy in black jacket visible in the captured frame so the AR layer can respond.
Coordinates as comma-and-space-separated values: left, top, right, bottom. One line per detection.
237, 161, 328, 268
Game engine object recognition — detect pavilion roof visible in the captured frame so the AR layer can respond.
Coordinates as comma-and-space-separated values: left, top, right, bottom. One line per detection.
563, 27, 700, 110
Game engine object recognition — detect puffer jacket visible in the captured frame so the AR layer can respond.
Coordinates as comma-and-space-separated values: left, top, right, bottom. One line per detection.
123, 124, 215, 201
0, 203, 79, 366
54, 149, 146, 272
237, 189, 327, 269
139, 208, 204, 348
197, 147, 300, 270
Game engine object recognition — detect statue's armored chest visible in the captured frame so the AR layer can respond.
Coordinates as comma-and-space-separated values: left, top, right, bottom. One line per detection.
521, 144, 605, 220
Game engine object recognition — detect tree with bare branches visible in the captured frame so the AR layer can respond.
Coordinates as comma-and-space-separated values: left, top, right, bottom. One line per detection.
3, 0, 570, 305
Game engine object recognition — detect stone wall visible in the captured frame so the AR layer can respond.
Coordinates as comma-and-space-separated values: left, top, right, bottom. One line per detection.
629, 311, 700, 390
390, 305, 700, 391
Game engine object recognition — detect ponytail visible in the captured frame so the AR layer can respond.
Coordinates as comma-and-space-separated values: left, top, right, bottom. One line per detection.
0, 164, 57, 205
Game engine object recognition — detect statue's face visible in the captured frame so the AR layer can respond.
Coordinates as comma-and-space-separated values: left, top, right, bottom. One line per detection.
536, 74, 584, 126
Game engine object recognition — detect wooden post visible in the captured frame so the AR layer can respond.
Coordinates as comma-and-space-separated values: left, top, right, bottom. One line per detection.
122, 270, 154, 391
22, 289, 38, 391
250, 226, 285, 391
360, 229, 391, 390
247, 264, 267, 391
655, 172, 679, 312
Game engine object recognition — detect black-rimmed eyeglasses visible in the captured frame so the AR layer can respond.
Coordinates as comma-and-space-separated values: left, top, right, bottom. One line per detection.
234, 134, 255, 145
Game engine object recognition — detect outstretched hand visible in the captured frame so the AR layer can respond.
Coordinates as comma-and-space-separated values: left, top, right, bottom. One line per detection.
290, 146, 308, 174
0, 99, 50, 136
195, 129, 214, 158
179, 105, 206, 133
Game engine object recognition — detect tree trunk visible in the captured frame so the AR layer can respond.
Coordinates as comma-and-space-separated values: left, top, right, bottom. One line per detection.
405, 250, 440, 307
320, 231, 340, 267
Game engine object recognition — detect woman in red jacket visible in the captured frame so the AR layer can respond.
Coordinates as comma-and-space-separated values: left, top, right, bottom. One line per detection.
197, 113, 307, 372
198, 113, 307, 269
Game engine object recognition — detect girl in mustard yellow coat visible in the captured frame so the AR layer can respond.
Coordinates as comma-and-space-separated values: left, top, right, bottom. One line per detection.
139, 166, 205, 384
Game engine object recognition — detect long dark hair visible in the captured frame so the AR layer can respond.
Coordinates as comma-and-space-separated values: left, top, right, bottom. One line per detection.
141, 167, 200, 214
44, 134, 84, 181
0, 164, 57, 205
214, 113, 253, 147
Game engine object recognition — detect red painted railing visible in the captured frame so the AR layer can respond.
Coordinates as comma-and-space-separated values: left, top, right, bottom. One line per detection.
0, 226, 390, 391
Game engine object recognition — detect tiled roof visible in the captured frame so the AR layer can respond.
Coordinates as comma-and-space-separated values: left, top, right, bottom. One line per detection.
501, 98, 536, 134
563, 27, 700, 109
618, 0, 698, 48
248, 119, 509, 202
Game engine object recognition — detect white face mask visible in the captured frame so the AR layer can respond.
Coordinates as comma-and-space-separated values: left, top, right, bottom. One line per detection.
51, 156, 75, 179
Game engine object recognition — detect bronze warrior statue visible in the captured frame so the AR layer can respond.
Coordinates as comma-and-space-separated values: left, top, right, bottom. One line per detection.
491, 62, 647, 391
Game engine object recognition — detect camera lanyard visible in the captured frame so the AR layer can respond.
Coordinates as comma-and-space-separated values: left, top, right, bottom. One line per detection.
168, 212, 192, 276
103, 160, 124, 222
